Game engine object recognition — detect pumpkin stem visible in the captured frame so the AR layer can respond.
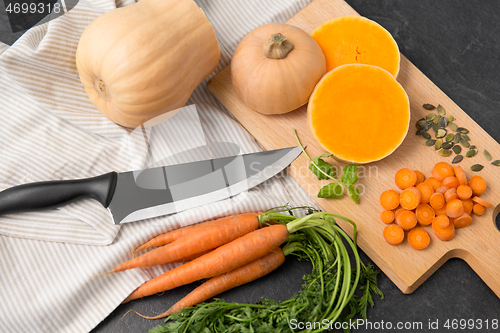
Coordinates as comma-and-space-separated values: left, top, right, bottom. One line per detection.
263, 33, 293, 59
93, 77, 111, 101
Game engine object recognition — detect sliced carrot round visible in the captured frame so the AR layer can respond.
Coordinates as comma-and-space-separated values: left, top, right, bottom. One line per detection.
434, 215, 450, 228
383, 224, 405, 245
432, 162, 454, 182
446, 199, 464, 218
425, 177, 442, 191
415, 204, 435, 226
444, 188, 458, 202
434, 205, 447, 216
442, 176, 459, 189
395, 168, 417, 190
399, 187, 421, 210
453, 213, 472, 229
394, 207, 406, 220
453, 166, 467, 186
381, 210, 395, 224
416, 182, 434, 204
456, 185, 472, 200
397, 210, 417, 230
414, 170, 425, 185
462, 199, 474, 215
473, 204, 485, 216
429, 193, 445, 210
380, 189, 400, 210
472, 196, 492, 208
432, 218, 455, 241
435, 186, 450, 195
468, 176, 486, 196
408, 227, 430, 250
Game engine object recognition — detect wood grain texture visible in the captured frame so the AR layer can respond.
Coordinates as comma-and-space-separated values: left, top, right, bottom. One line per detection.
207, 0, 500, 296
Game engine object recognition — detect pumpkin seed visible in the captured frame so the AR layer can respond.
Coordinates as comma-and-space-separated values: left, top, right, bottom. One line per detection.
432, 116, 441, 124
461, 133, 470, 141
470, 145, 477, 150
425, 139, 437, 146
453, 133, 461, 143
426, 113, 437, 122
441, 141, 454, 149
448, 122, 458, 132
438, 117, 448, 128
484, 149, 492, 161
421, 131, 431, 139
423, 103, 436, 110
435, 139, 443, 150
445, 115, 455, 122
436, 129, 447, 138
465, 149, 477, 158
452, 145, 462, 154
416, 119, 428, 129
437, 104, 446, 116
452, 155, 463, 164
492, 160, 500, 166
457, 127, 469, 134
460, 139, 470, 148
471, 164, 484, 172
445, 133, 455, 142
439, 149, 452, 157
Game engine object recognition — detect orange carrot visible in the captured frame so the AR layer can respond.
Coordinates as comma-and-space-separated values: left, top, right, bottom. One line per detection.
434, 215, 450, 229
414, 170, 425, 185
133, 249, 286, 319
383, 224, 404, 245
453, 213, 472, 229
397, 210, 417, 231
395, 168, 417, 190
432, 162, 454, 182
112, 213, 260, 273
415, 204, 435, 226
446, 199, 464, 218
399, 187, 421, 210
442, 176, 459, 189
444, 188, 458, 202
429, 193, 445, 210
132, 215, 250, 257
462, 199, 474, 215
456, 185, 472, 200
380, 190, 400, 210
425, 177, 442, 191
432, 217, 455, 241
468, 176, 486, 196
407, 227, 430, 250
416, 182, 434, 204
435, 186, 450, 195
381, 210, 395, 224
123, 224, 290, 303
472, 196, 492, 208
434, 205, 447, 216
394, 207, 406, 220
473, 203, 485, 216
453, 166, 468, 186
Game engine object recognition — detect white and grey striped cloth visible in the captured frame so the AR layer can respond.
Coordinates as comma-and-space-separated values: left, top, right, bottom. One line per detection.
0, 0, 317, 331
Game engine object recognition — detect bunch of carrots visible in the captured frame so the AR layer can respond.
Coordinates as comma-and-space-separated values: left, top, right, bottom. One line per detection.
379, 162, 491, 250
97, 207, 381, 327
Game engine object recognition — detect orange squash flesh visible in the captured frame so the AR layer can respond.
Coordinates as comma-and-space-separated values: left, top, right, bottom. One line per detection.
307, 64, 410, 164
312, 16, 400, 77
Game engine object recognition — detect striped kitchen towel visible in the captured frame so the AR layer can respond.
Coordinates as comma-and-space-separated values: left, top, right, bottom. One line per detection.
0, 0, 317, 332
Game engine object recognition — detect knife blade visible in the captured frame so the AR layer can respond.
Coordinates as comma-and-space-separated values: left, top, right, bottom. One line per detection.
0, 146, 302, 224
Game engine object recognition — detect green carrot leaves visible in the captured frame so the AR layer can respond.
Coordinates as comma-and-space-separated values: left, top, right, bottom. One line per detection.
310, 154, 336, 180
318, 182, 343, 199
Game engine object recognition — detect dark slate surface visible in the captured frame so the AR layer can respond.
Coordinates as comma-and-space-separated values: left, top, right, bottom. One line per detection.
1, 0, 500, 332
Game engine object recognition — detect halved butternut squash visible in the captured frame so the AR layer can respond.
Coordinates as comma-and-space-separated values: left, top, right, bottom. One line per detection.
307, 64, 410, 164
312, 16, 400, 77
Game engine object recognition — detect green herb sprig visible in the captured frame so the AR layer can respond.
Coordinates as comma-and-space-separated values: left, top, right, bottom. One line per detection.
294, 129, 360, 203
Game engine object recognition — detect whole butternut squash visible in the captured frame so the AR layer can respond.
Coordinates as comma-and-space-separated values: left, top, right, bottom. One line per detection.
76, 0, 220, 128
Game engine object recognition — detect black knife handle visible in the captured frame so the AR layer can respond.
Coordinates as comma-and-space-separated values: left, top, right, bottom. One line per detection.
0, 172, 118, 215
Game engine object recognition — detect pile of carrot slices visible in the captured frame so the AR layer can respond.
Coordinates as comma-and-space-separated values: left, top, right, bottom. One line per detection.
379, 162, 492, 250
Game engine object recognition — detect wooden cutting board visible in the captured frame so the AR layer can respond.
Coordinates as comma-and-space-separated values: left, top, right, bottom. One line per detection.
207, 0, 500, 296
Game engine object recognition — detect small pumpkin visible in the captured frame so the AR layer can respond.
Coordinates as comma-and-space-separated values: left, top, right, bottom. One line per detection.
76, 0, 220, 128
308, 64, 410, 164
312, 16, 400, 77
231, 23, 326, 115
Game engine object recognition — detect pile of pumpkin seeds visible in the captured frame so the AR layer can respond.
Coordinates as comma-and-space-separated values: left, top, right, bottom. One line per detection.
416, 103, 500, 172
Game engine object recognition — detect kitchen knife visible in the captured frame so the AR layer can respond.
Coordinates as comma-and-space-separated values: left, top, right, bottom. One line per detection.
0, 146, 302, 224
